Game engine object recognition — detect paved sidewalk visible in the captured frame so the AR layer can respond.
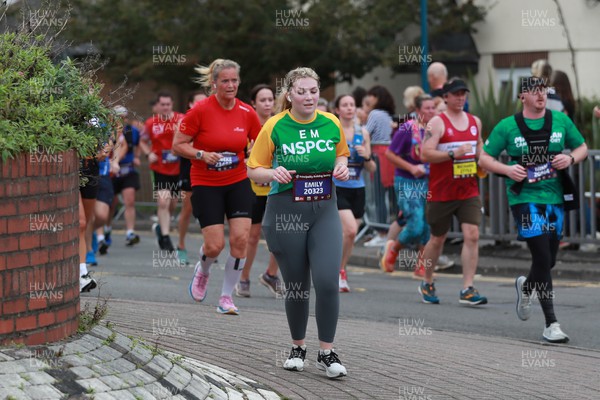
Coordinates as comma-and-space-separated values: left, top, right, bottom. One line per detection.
350, 240, 600, 281
0, 324, 280, 399
93, 298, 599, 400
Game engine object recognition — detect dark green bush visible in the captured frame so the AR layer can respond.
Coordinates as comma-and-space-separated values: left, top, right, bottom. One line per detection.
0, 30, 114, 162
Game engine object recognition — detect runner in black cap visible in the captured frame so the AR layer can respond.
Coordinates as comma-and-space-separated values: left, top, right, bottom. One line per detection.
479, 76, 588, 343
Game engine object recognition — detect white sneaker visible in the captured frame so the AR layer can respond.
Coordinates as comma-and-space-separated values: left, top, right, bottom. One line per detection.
283, 345, 306, 371
316, 349, 347, 379
364, 235, 387, 248
515, 276, 532, 321
543, 322, 569, 343
580, 243, 597, 252
80, 274, 97, 293
434, 255, 455, 271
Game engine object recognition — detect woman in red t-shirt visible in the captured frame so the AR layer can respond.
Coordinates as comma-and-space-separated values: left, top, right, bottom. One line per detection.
173, 59, 261, 315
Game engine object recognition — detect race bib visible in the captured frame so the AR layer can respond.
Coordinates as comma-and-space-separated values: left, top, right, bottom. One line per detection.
207, 152, 240, 171
161, 150, 180, 164
527, 162, 557, 183
453, 158, 477, 178
292, 172, 332, 202
347, 163, 362, 180
118, 164, 133, 176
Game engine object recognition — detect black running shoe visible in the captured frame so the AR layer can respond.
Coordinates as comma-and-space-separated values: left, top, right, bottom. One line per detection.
98, 240, 109, 255
160, 235, 175, 252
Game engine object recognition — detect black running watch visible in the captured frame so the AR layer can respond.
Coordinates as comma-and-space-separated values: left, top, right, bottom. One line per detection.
448, 150, 455, 160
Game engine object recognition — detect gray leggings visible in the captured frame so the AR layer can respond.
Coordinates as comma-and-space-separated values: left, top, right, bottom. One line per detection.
262, 190, 342, 343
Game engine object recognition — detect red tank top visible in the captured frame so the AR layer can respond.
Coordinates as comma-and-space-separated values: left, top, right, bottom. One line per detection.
428, 112, 480, 202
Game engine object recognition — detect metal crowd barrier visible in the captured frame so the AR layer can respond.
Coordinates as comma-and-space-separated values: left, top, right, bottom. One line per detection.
361, 149, 600, 244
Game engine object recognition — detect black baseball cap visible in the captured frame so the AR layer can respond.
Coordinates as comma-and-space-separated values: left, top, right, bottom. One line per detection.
518, 76, 547, 96
443, 79, 470, 94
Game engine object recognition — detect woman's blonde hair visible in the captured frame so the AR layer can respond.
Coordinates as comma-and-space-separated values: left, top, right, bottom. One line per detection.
194, 59, 241, 94
276, 67, 320, 113
403, 85, 425, 111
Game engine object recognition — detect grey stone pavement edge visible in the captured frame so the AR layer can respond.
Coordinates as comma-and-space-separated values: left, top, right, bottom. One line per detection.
0, 321, 280, 400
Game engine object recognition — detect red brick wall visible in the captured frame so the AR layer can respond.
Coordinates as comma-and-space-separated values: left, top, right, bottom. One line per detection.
0, 150, 80, 345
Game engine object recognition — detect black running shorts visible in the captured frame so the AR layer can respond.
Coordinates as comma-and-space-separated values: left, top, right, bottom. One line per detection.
79, 158, 100, 200
192, 179, 253, 228
153, 171, 180, 194
251, 194, 268, 225
112, 171, 140, 194
96, 175, 115, 206
335, 186, 366, 219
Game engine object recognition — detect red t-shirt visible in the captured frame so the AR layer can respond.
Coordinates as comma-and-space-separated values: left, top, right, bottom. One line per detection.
428, 112, 480, 202
179, 95, 261, 186
145, 112, 184, 176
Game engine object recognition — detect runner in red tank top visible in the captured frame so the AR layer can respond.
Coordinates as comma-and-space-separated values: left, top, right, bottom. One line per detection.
418, 79, 487, 306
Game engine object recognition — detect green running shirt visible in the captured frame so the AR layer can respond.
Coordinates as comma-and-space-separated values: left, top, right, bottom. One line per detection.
247, 110, 350, 195
483, 110, 584, 206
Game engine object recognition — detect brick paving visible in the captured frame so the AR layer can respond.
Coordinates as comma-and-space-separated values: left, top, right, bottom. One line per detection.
97, 298, 600, 400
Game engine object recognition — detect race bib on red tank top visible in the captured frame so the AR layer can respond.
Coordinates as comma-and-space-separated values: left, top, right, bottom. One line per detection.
428, 113, 480, 201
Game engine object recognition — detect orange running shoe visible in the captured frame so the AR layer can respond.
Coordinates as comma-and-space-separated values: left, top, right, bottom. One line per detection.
379, 240, 398, 273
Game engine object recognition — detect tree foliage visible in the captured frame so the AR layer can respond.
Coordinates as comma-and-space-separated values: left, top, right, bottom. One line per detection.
63, 0, 487, 97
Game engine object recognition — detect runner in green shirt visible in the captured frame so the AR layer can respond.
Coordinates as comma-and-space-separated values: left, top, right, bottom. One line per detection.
479, 76, 588, 343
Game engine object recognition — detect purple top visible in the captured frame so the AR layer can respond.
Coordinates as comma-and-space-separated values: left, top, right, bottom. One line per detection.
388, 121, 422, 179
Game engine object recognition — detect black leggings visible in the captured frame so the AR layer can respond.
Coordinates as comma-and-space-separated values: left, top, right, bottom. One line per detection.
524, 234, 560, 327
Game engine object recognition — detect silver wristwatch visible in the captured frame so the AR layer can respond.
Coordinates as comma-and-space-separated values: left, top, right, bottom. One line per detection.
195, 150, 204, 160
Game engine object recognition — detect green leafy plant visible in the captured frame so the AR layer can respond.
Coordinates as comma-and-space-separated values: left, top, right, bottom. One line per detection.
574, 96, 600, 147
78, 293, 109, 334
0, 12, 116, 162
467, 69, 520, 140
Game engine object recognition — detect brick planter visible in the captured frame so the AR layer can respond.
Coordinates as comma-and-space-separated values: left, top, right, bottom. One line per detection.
0, 150, 80, 345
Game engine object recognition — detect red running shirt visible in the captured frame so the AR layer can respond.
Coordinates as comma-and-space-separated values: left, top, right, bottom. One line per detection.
145, 112, 184, 176
179, 95, 261, 187
428, 112, 480, 202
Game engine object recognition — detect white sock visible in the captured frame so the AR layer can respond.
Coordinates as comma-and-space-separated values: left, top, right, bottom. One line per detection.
199, 246, 217, 275
105, 226, 112, 233
97, 234, 105, 242
221, 255, 246, 297
126, 229, 134, 236
80, 263, 88, 278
